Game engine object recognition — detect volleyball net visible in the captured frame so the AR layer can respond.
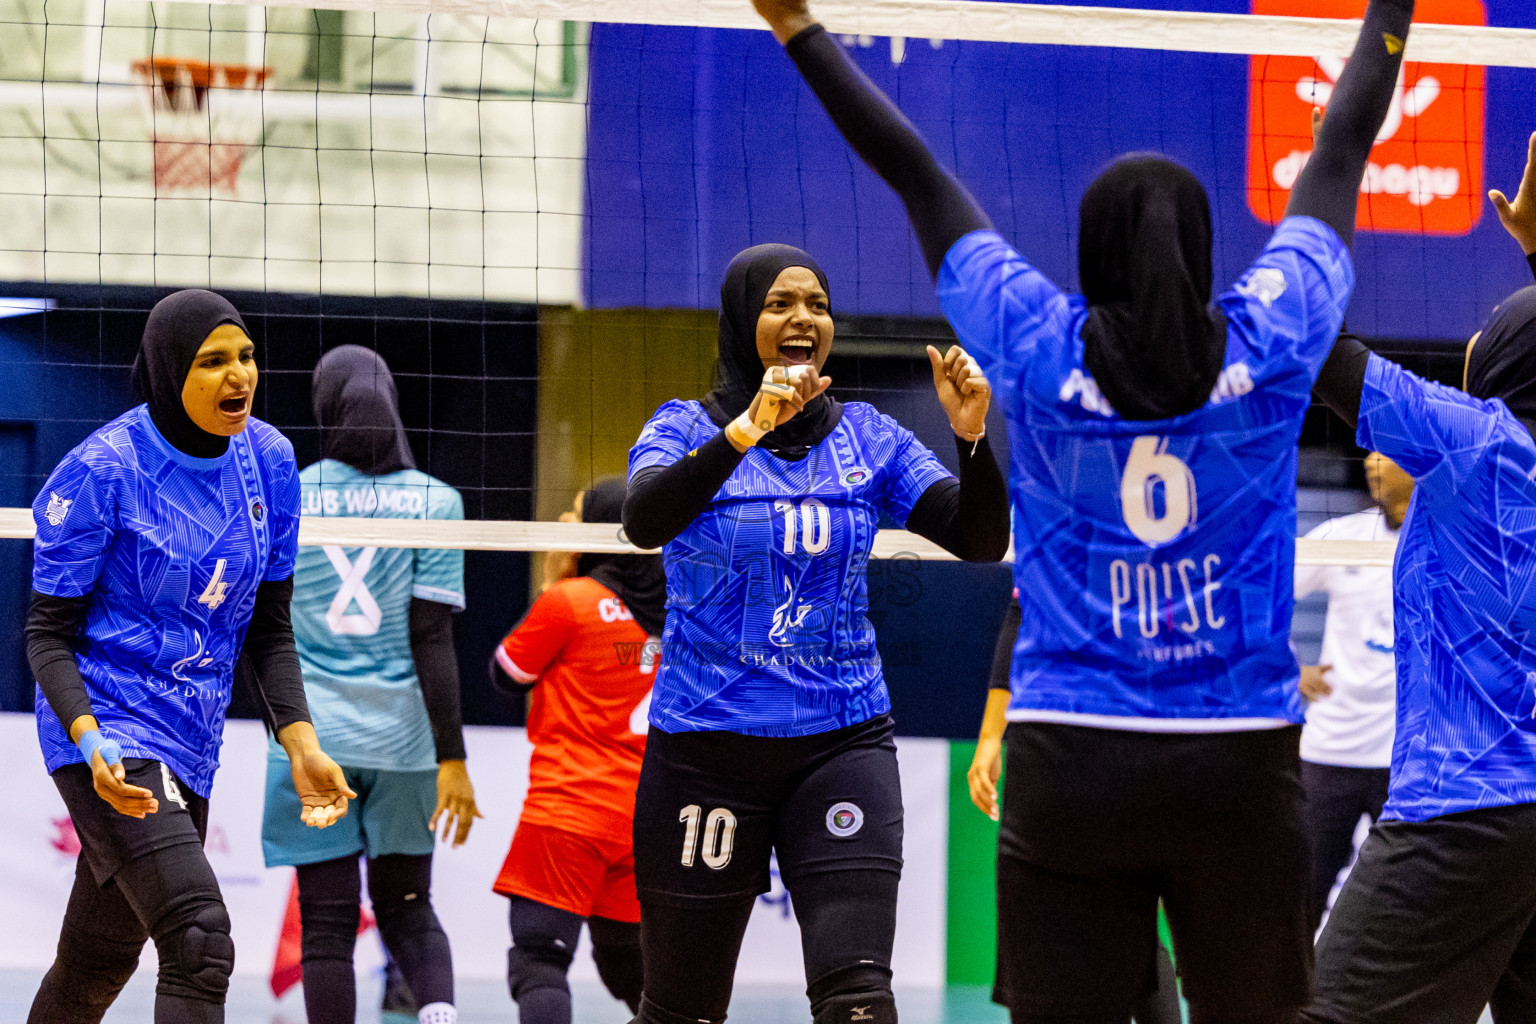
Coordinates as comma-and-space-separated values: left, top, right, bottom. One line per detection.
3, 0, 1535, 573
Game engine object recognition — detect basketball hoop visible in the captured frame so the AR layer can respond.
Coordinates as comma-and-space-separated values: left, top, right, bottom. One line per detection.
131, 57, 271, 195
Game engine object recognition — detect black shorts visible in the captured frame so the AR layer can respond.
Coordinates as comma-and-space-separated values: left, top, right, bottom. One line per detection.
54, 758, 210, 885
995, 723, 1310, 1017
633, 715, 903, 904
1303, 801, 1536, 1024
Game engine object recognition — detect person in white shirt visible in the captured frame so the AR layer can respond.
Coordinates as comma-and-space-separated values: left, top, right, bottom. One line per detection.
1294, 451, 1413, 931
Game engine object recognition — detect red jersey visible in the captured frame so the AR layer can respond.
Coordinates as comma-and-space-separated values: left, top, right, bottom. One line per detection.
496, 576, 655, 839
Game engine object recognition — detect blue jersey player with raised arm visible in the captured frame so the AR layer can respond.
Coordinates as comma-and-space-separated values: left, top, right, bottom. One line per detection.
1301, 134, 1536, 1024
621, 244, 1009, 1024
23, 289, 354, 1024
754, 0, 1415, 1018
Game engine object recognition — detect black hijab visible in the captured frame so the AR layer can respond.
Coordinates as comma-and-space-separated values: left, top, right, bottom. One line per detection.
1078, 155, 1228, 421
701, 243, 843, 460
1466, 285, 1536, 438
312, 345, 416, 476
576, 477, 668, 637
130, 289, 248, 459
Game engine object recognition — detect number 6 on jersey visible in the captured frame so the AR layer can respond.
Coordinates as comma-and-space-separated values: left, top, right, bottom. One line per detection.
1120, 436, 1198, 546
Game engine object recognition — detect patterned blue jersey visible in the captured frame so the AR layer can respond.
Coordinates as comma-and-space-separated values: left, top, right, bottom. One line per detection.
937, 217, 1353, 726
629, 400, 951, 736
32, 406, 300, 796
287, 461, 465, 772
1357, 355, 1536, 822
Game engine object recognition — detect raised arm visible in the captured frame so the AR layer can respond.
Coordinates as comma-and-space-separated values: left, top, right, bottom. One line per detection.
1285, 0, 1416, 246
1490, 131, 1536, 283
754, 0, 990, 277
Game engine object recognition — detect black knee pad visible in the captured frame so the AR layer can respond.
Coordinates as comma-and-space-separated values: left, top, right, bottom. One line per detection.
590, 938, 643, 1012
298, 900, 360, 965
808, 964, 896, 1024
640, 993, 725, 1024
812, 992, 897, 1024
157, 900, 234, 1000
507, 931, 576, 999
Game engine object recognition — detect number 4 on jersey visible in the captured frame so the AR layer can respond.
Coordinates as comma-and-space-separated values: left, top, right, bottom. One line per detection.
197, 559, 230, 611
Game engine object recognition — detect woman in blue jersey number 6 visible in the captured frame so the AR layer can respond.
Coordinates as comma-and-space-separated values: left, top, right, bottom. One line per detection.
621, 245, 1009, 1024
752, 0, 1414, 1018
23, 289, 354, 1024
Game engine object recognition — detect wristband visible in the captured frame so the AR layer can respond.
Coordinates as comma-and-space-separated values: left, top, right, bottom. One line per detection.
954, 426, 985, 456
77, 729, 122, 768
725, 415, 766, 450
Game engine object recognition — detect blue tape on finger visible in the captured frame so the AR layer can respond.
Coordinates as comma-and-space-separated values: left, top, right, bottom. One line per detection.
77, 729, 122, 767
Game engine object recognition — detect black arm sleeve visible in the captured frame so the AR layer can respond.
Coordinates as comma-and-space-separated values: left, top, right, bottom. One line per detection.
988, 598, 1022, 693
622, 430, 748, 550
785, 24, 991, 278
1312, 333, 1374, 431
1528, 251, 1536, 282
241, 577, 311, 735
410, 598, 466, 763
489, 650, 534, 696
1285, 0, 1415, 247
25, 590, 94, 736
904, 435, 1010, 562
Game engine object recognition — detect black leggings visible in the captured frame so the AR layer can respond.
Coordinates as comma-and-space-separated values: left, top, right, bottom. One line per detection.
295, 853, 453, 1024
505, 894, 643, 1024
29, 842, 232, 1024
640, 868, 899, 1024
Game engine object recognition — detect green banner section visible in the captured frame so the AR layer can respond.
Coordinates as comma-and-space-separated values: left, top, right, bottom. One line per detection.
946, 740, 1001, 986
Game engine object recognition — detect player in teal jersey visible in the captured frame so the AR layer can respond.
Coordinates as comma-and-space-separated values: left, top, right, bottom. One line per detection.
261, 346, 479, 1024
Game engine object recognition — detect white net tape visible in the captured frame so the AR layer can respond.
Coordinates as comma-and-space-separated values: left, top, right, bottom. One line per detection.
0, 507, 1395, 564
205, 0, 1536, 68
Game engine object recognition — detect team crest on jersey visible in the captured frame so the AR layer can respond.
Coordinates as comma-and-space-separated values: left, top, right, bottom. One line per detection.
826, 801, 864, 837
841, 467, 871, 486
1234, 267, 1288, 309
44, 492, 71, 527
249, 498, 265, 522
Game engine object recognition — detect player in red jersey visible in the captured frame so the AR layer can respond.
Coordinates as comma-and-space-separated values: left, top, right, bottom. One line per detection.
490, 477, 664, 1024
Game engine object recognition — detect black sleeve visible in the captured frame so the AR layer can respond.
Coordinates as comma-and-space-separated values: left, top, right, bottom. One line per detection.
785, 24, 991, 278
1528, 251, 1536, 282
241, 577, 311, 736
904, 435, 1010, 563
621, 430, 748, 550
24, 590, 95, 737
410, 598, 466, 763
1312, 333, 1374, 431
988, 598, 1022, 693
1285, 0, 1415, 247
489, 649, 533, 695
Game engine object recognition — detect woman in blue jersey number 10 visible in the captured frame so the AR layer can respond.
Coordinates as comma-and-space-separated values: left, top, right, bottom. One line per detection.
620, 244, 1009, 1024
1302, 134, 1536, 1023
753, 0, 1413, 1018
23, 289, 354, 1024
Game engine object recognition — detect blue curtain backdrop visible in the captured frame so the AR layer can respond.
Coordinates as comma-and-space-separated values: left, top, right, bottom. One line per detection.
582, 0, 1536, 342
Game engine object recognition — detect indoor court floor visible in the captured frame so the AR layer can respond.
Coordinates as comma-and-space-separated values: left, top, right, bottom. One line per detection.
0, 973, 1011, 1024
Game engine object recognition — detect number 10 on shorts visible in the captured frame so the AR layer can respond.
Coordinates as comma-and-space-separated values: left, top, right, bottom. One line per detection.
680, 804, 738, 869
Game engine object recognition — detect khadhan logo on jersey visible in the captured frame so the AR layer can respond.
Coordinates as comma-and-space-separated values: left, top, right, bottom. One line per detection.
826, 801, 864, 837
44, 492, 71, 527
841, 467, 871, 486
250, 498, 265, 523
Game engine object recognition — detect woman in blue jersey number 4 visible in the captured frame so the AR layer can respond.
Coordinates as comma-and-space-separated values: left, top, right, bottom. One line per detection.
23, 289, 354, 1024
752, 0, 1414, 1018
621, 245, 1009, 1024
1301, 133, 1536, 1023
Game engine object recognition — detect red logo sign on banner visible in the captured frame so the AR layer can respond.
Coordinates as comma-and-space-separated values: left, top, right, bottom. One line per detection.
1248, 0, 1485, 236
